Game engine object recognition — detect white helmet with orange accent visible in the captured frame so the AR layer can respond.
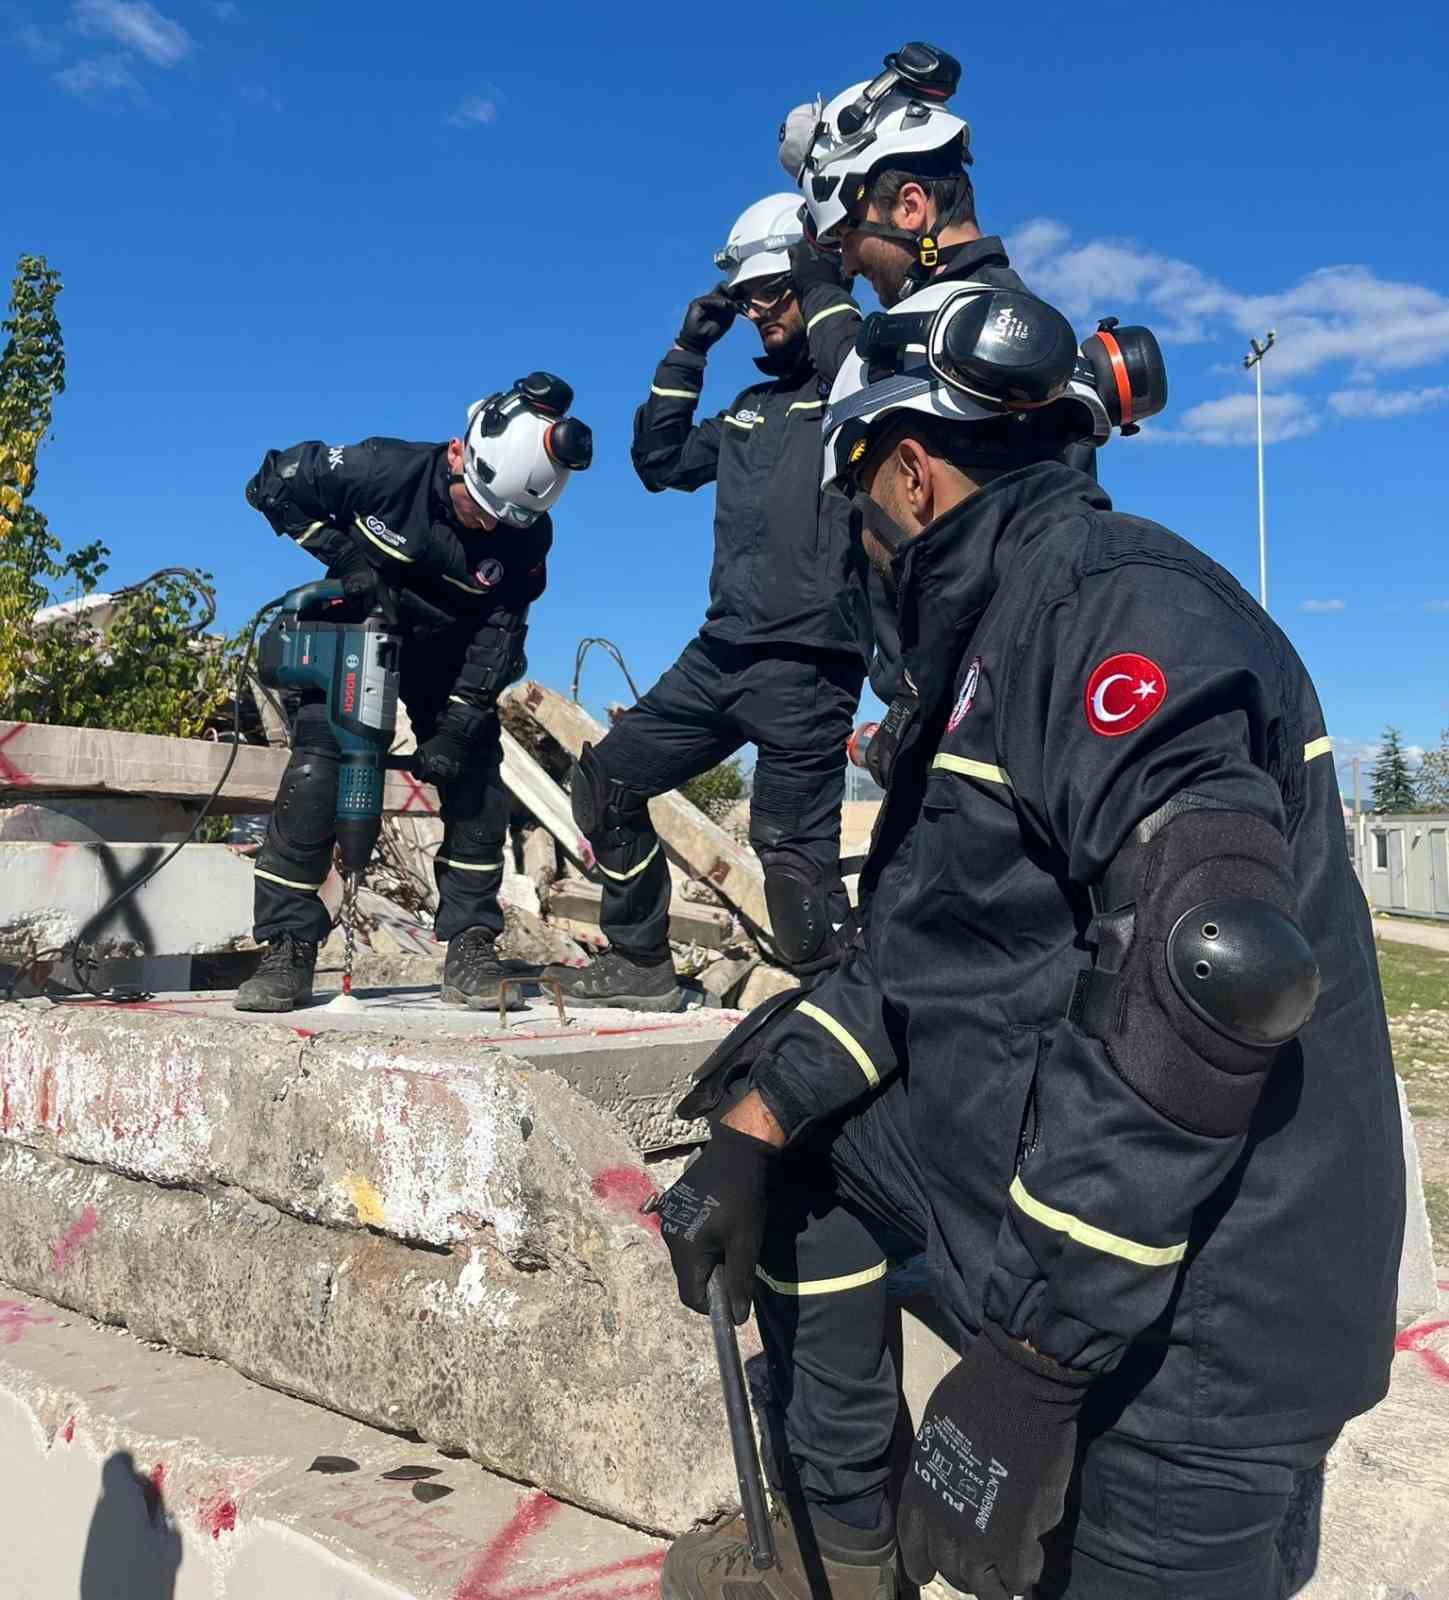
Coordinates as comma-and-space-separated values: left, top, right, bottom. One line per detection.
461, 372, 592, 528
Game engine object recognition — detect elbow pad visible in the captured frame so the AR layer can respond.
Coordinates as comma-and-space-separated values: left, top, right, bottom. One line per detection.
1070, 800, 1318, 1137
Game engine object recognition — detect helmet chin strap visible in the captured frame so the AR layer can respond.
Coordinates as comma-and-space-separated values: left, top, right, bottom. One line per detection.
858, 493, 912, 559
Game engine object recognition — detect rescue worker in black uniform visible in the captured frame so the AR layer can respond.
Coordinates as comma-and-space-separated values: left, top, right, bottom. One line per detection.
236, 377, 592, 1012
547, 195, 869, 1012
651, 278, 1404, 1595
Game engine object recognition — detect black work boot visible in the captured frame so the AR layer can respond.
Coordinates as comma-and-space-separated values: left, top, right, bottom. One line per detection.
440, 927, 523, 1010
543, 948, 686, 1013
234, 936, 318, 1013
662, 1503, 896, 1600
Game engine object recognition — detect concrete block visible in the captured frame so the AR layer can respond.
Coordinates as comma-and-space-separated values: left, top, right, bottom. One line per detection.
736, 964, 800, 1011
1396, 1072, 1440, 1329
0, 1140, 735, 1534
0, 1284, 669, 1598
0, 840, 253, 959
0, 795, 200, 843
699, 956, 759, 1008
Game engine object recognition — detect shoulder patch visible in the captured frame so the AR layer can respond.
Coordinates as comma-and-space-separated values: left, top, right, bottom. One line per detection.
1085, 652, 1167, 737
947, 657, 981, 732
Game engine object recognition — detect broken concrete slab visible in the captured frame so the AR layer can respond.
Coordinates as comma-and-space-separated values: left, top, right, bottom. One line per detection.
0, 840, 254, 960
735, 964, 800, 1010
506, 683, 771, 935
0, 1137, 734, 1534
0, 794, 201, 843
0, 1283, 669, 1599
548, 877, 734, 950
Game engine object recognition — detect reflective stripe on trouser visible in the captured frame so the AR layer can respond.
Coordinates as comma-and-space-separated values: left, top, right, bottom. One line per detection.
254, 700, 340, 945
431, 740, 510, 943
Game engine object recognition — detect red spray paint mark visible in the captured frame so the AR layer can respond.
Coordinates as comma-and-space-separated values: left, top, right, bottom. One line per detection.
1395, 1317, 1449, 1387
1, 1082, 11, 1133
144, 1462, 167, 1519
591, 1168, 662, 1235
199, 1493, 237, 1539
400, 773, 438, 816
450, 1491, 663, 1600
37, 1067, 53, 1128
60, 1416, 76, 1444
0, 723, 30, 787
0, 1301, 55, 1345
50, 1204, 99, 1273
292, 1027, 317, 1040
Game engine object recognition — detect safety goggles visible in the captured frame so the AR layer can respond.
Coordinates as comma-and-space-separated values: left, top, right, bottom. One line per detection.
723, 275, 796, 317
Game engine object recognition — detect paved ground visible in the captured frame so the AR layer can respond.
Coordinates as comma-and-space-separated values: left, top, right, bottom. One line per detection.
1375, 913, 1449, 955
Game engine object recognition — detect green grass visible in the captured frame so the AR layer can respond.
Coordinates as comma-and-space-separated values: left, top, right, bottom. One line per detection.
1376, 939, 1449, 1015
1377, 941, 1449, 1127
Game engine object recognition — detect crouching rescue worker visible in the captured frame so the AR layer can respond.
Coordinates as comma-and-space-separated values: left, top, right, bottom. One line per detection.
653, 278, 1404, 1599
545, 195, 870, 1012
236, 377, 592, 1012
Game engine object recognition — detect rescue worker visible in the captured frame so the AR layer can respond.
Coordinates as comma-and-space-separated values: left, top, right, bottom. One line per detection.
780, 41, 1094, 709
653, 278, 1403, 1598
546, 196, 869, 1011
236, 377, 592, 1012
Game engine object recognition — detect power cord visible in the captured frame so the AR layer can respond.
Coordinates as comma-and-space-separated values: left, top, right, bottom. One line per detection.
570, 636, 642, 705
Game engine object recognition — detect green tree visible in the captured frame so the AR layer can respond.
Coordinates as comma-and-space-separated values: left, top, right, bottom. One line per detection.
681, 757, 748, 823
1415, 728, 1449, 812
0, 254, 239, 736
1369, 726, 1419, 814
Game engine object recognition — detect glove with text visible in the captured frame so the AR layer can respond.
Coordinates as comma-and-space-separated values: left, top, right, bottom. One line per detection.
676, 291, 736, 355
898, 1320, 1092, 1600
658, 1122, 777, 1324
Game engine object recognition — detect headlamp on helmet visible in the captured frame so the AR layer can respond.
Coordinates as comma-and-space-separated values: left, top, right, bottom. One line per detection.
462, 371, 592, 528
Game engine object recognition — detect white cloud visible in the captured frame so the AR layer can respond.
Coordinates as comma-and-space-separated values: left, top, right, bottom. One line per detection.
53, 53, 144, 98
1006, 219, 1449, 381
211, 1, 239, 16
239, 79, 281, 111
17, 23, 64, 57
1300, 598, 1346, 613
1329, 385, 1449, 419
447, 95, 497, 127
1424, 600, 1449, 614
1150, 390, 1320, 447
72, 0, 191, 66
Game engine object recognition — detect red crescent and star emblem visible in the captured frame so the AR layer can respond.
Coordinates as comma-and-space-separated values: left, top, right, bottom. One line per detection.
1084, 652, 1167, 737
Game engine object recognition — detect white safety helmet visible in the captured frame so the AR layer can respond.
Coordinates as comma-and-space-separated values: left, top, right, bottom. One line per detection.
780, 44, 970, 252
820, 280, 1167, 491
714, 193, 804, 290
461, 372, 592, 528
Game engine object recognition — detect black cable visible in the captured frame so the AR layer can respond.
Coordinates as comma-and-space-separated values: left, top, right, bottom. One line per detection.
25, 593, 288, 1004
571, 636, 642, 705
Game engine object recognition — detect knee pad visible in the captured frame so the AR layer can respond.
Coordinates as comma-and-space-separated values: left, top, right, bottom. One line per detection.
1072, 800, 1318, 1137
763, 858, 833, 971
569, 742, 650, 841
273, 753, 339, 853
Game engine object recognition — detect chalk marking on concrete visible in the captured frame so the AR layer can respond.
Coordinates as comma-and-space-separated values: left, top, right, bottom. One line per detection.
0, 1300, 56, 1345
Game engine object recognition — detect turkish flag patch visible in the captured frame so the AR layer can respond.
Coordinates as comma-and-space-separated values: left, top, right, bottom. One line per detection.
1084, 652, 1167, 737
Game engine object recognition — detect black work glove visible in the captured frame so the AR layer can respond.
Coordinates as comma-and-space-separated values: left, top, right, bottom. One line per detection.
412, 705, 488, 786
676, 290, 736, 355
332, 543, 379, 613
659, 1122, 777, 1324
899, 1320, 1092, 1600
789, 237, 851, 299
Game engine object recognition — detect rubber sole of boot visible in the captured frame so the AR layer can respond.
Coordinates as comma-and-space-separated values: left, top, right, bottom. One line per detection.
552, 984, 689, 1014
439, 982, 527, 1011
233, 987, 311, 1014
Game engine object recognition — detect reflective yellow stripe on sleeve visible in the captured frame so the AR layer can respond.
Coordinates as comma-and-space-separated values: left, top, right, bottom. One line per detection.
651, 385, 701, 400
295, 520, 327, 546
755, 1261, 887, 1296
435, 856, 502, 873
1304, 736, 1333, 763
797, 1001, 880, 1088
930, 753, 1014, 789
806, 302, 856, 333
1009, 1176, 1187, 1268
787, 400, 824, 414
594, 842, 660, 882
353, 515, 414, 562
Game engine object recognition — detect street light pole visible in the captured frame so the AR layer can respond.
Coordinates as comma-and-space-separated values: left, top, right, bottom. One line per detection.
1243, 330, 1277, 611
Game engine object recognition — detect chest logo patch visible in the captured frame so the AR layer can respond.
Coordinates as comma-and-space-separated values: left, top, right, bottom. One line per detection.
363, 514, 405, 548
947, 657, 981, 732
474, 558, 505, 589
1085, 653, 1167, 737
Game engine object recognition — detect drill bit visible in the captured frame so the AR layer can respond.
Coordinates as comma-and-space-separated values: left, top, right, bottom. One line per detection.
341, 870, 359, 996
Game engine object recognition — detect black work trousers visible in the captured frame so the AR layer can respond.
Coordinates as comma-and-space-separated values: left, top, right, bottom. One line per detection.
253, 638, 509, 947
582, 634, 863, 965
754, 1074, 1338, 1599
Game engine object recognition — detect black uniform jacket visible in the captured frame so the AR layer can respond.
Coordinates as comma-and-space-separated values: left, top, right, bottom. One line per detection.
801, 235, 1095, 702
631, 335, 870, 662
752, 463, 1403, 1447
246, 437, 551, 707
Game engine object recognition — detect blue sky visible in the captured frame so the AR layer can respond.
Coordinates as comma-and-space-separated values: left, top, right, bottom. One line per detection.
4, 0, 1447, 793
